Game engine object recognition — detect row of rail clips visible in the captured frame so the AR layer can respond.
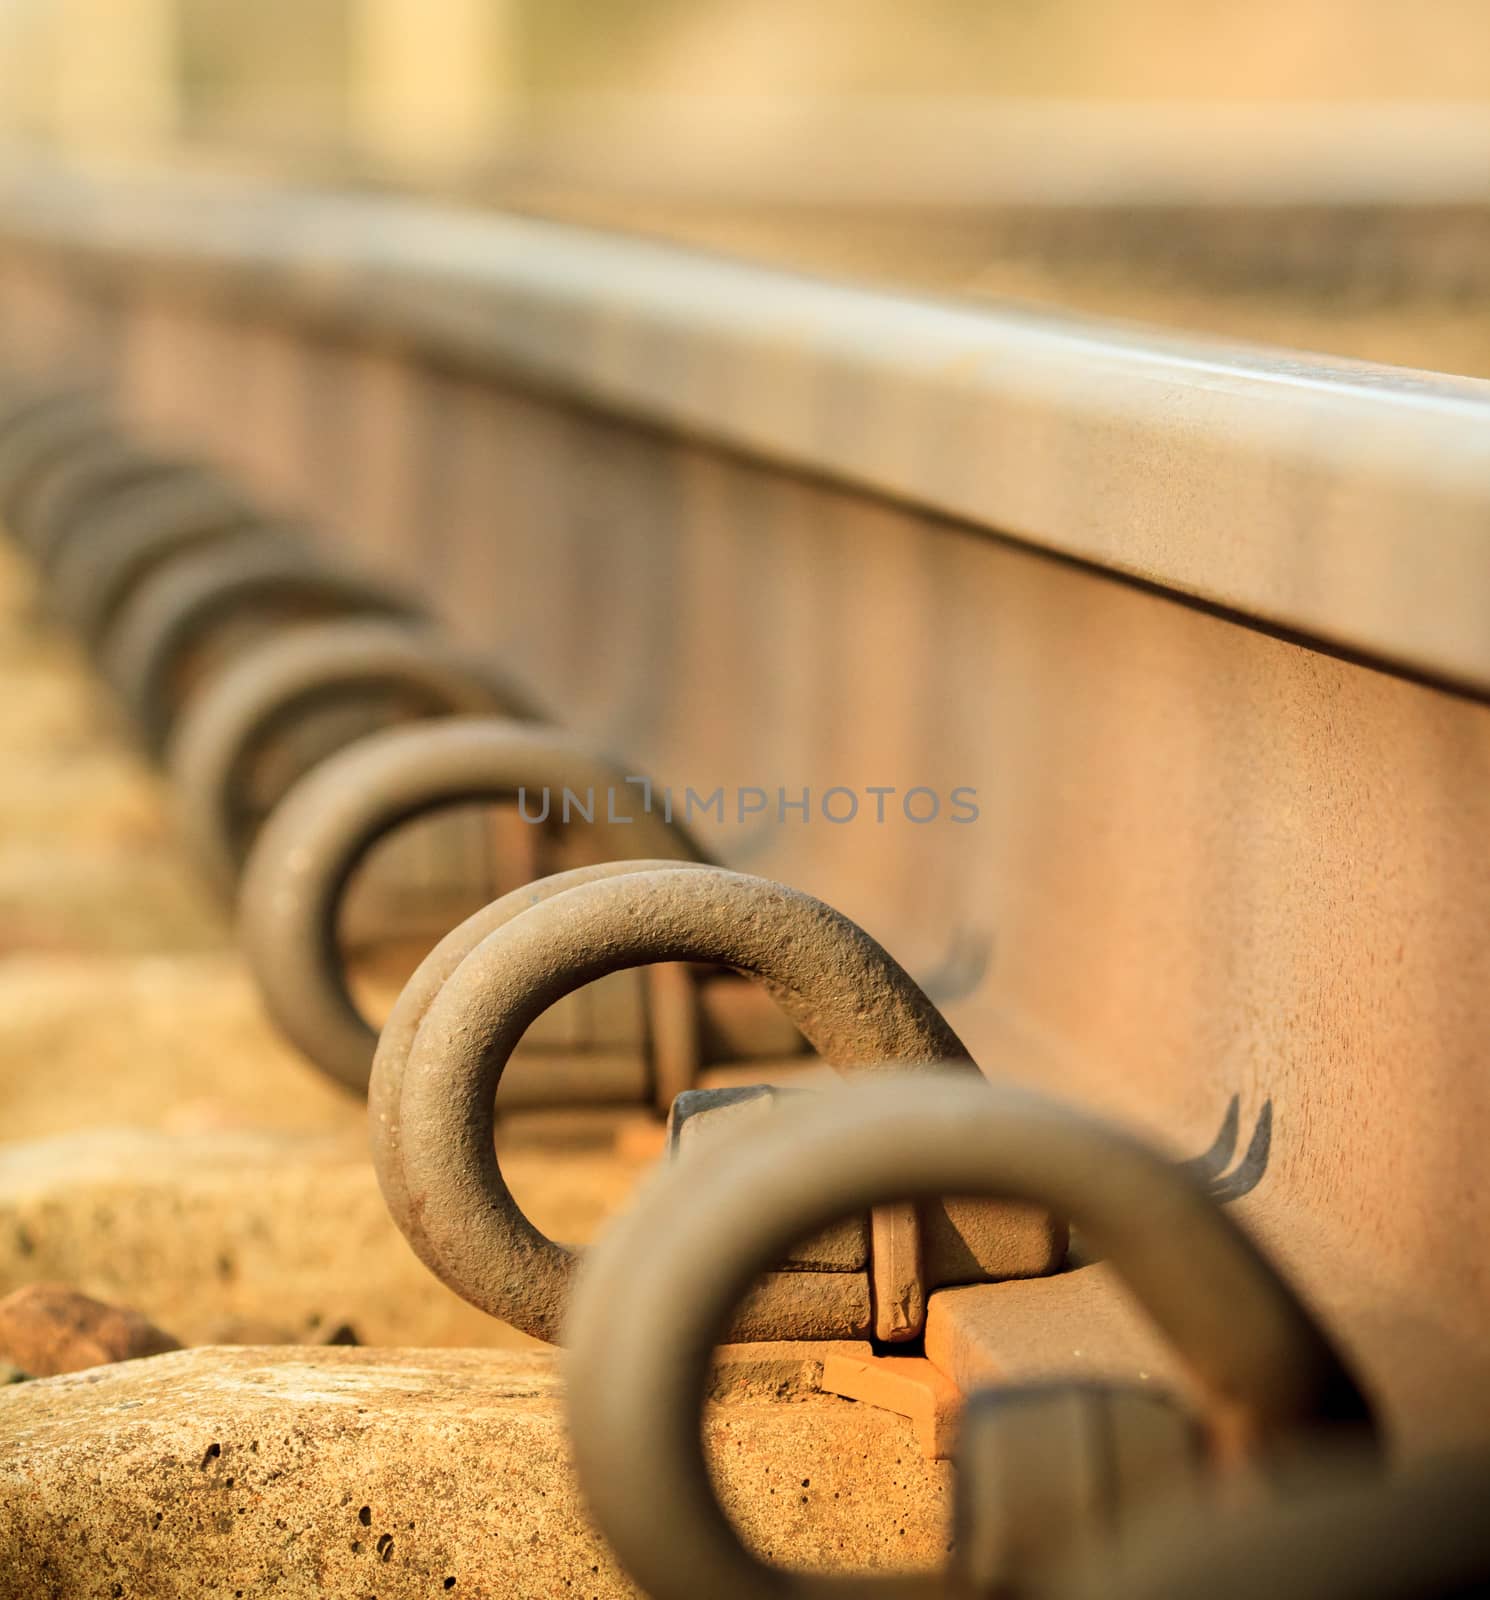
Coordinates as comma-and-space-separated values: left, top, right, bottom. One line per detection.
1, 371, 1486, 1599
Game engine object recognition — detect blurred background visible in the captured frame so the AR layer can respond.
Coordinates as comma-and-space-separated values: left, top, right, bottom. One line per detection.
0, 0, 1485, 372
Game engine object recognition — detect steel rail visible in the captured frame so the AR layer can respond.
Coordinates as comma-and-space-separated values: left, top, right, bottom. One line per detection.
3, 161, 1490, 1449
0, 163, 1488, 694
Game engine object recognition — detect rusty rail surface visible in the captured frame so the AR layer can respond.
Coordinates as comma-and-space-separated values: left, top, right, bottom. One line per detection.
2, 164, 1489, 688
0, 156, 1489, 1471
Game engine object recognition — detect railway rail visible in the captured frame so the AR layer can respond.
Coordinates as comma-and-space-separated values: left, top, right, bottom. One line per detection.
0, 154, 1487, 1596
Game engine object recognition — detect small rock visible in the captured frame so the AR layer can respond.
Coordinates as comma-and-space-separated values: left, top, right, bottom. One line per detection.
0, 1284, 180, 1377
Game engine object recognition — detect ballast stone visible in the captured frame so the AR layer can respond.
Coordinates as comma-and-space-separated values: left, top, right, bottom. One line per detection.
0, 1282, 179, 1377
0, 1127, 654, 1350
0, 1344, 951, 1598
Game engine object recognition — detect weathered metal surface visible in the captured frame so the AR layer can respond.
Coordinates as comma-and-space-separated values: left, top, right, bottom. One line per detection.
0, 388, 111, 520
369, 863, 704, 1246
49, 472, 257, 648
640, 971, 822, 1113
165, 618, 532, 893
99, 534, 424, 754
1053, 1447, 1490, 1600
668, 1087, 870, 1271
869, 1201, 926, 1344
373, 864, 981, 1342
667, 1084, 1059, 1341
0, 170, 1487, 1452
1, 165, 1488, 691
644, 954, 705, 1114
565, 1076, 1375, 1600
240, 719, 704, 1093
13, 435, 207, 571
0, 379, 97, 443
314, 412, 1490, 1448
951, 1383, 1203, 1595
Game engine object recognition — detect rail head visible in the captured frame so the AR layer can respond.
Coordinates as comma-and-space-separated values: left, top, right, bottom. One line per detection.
2, 160, 1489, 694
